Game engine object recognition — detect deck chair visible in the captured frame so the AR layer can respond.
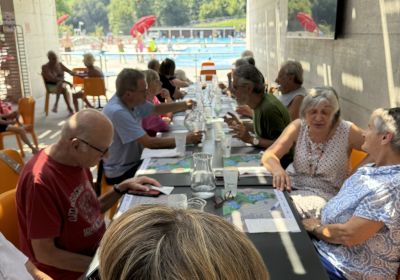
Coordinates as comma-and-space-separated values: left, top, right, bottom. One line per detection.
200, 61, 217, 81
349, 148, 368, 173
84, 77, 108, 108
0, 149, 24, 194
0, 189, 19, 248
18, 97, 39, 149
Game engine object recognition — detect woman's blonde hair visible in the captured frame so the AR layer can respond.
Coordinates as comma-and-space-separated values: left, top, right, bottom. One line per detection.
99, 205, 269, 280
144, 69, 160, 85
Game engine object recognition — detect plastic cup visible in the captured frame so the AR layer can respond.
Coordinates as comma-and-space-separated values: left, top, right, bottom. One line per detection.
213, 120, 223, 141
223, 168, 238, 197
174, 132, 186, 156
222, 134, 232, 157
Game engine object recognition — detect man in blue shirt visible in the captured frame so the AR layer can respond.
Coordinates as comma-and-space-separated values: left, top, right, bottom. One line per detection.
103, 68, 202, 184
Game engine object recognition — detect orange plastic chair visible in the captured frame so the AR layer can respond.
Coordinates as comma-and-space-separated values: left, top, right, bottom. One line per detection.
18, 97, 39, 149
72, 67, 87, 89
0, 189, 19, 248
349, 148, 368, 172
83, 77, 108, 108
101, 173, 119, 219
0, 149, 24, 194
0, 131, 24, 157
200, 61, 217, 81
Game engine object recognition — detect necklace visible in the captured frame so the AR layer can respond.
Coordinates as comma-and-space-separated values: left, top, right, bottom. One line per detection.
306, 128, 330, 177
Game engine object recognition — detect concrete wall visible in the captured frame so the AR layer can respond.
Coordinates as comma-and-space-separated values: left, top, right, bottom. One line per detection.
248, 0, 400, 127
13, 0, 59, 99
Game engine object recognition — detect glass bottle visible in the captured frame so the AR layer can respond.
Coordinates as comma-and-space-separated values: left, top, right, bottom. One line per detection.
190, 153, 216, 199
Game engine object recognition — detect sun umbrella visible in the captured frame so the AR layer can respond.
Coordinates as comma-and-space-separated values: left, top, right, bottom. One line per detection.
57, 14, 69, 25
130, 15, 156, 36
296, 12, 318, 33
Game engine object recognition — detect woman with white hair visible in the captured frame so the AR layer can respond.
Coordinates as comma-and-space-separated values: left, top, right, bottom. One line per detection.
72, 53, 104, 112
303, 107, 400, 280
262, 87, 366, 218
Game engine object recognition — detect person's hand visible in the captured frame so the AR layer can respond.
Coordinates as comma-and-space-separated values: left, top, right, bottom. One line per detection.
187, 131, 203, 144
232, 123, 252, 143
160, 88, 171, 100
236, 105, 253, 118
271, 169, 292, 192
7, 119, 17, 125
218, 82, 227, 90
173, 90, 185, 100
223, 112, 241, 127
185, 99, 196, 110
7, 111, 18, 119
119, 176, 161, 193
302, 219, 322, 233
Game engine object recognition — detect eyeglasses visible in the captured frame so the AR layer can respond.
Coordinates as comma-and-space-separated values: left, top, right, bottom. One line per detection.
213, 190, 235, 209
73, 137, 109, 156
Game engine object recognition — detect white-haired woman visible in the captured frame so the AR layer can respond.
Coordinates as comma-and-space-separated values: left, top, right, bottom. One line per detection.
303, 107, 400, 280
262, 87, 366, 218
72, 53, 104, 112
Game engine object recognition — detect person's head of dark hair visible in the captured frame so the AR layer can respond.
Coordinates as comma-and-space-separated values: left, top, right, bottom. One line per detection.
234, 64, 265, 94
243, 56, 255, 66
159, 58, 176, 76
281, 61, 303, 85
147, 59, 160, 72
115, 68, 145, 98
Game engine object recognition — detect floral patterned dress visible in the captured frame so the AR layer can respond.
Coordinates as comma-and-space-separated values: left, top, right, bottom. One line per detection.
286, 120, 352, 218
315, 164, 400, 280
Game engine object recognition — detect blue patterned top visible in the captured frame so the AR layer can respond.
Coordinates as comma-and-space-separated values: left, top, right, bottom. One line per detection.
314, 164, 400, 280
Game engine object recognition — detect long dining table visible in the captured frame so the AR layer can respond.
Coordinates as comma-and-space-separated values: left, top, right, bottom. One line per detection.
86, 90, 329, 280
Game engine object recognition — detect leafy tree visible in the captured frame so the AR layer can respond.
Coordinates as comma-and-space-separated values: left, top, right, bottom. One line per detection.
133, 0, 156, 20
72, 0, 109, 34
55, 0, 72, 17
310, 0, 337, 33
108, 0, 135, 35
156, 0, 190, 26
199, 0, 245, 20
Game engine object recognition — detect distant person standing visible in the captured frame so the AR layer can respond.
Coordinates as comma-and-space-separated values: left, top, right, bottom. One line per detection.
148, 37, 158, 52
117, 38, 127, 64
135, 33, 144, 63
62, 32, 72, 64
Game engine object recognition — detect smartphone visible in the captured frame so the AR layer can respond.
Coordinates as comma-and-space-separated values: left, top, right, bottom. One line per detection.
129, 189, 161, 197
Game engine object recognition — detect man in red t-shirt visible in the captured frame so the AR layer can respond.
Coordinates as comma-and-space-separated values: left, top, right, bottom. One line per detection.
16, 109, 160, 280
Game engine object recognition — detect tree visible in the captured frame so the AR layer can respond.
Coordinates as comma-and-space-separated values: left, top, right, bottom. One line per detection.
156, 0, 190, 26
199, 0, 245, 20
108, 0, 135, 35
55, 0, 72, 17
72, 0, 109, 34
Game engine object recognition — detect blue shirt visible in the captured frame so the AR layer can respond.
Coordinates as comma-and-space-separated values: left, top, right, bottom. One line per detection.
102, 95, 154, 178
315, 164, 400, 280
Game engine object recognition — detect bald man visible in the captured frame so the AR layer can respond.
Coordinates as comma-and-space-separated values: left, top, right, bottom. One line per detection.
16, 109, 160, 280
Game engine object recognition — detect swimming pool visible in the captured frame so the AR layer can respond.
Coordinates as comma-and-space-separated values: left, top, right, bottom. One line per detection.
62, 43, 245, 69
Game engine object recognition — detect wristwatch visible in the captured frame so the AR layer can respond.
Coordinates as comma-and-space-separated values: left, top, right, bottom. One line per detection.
252, 137, 260, 146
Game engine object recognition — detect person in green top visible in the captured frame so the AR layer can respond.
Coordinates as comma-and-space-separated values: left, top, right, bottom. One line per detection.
224, 64, 293, 168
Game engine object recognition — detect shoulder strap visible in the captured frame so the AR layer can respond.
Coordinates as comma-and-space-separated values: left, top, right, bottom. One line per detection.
0, 152, 22, 174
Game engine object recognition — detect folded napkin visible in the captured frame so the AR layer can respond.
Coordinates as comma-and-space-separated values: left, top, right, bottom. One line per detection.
141, 148, 181, 159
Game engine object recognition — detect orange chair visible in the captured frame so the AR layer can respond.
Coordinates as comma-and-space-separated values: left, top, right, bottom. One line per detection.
349, 148, 368, 173
101, 173, 119, 219
0, 149, 24, 194
200, 61, 217, 81
0, 189, 19, 248
72, 67, 87, 89
83, 77, 108, 108
0, 131, 24, 157
18, 97, 39, 149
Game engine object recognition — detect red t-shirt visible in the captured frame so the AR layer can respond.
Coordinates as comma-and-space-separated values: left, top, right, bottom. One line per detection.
16, 150, 105, 280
